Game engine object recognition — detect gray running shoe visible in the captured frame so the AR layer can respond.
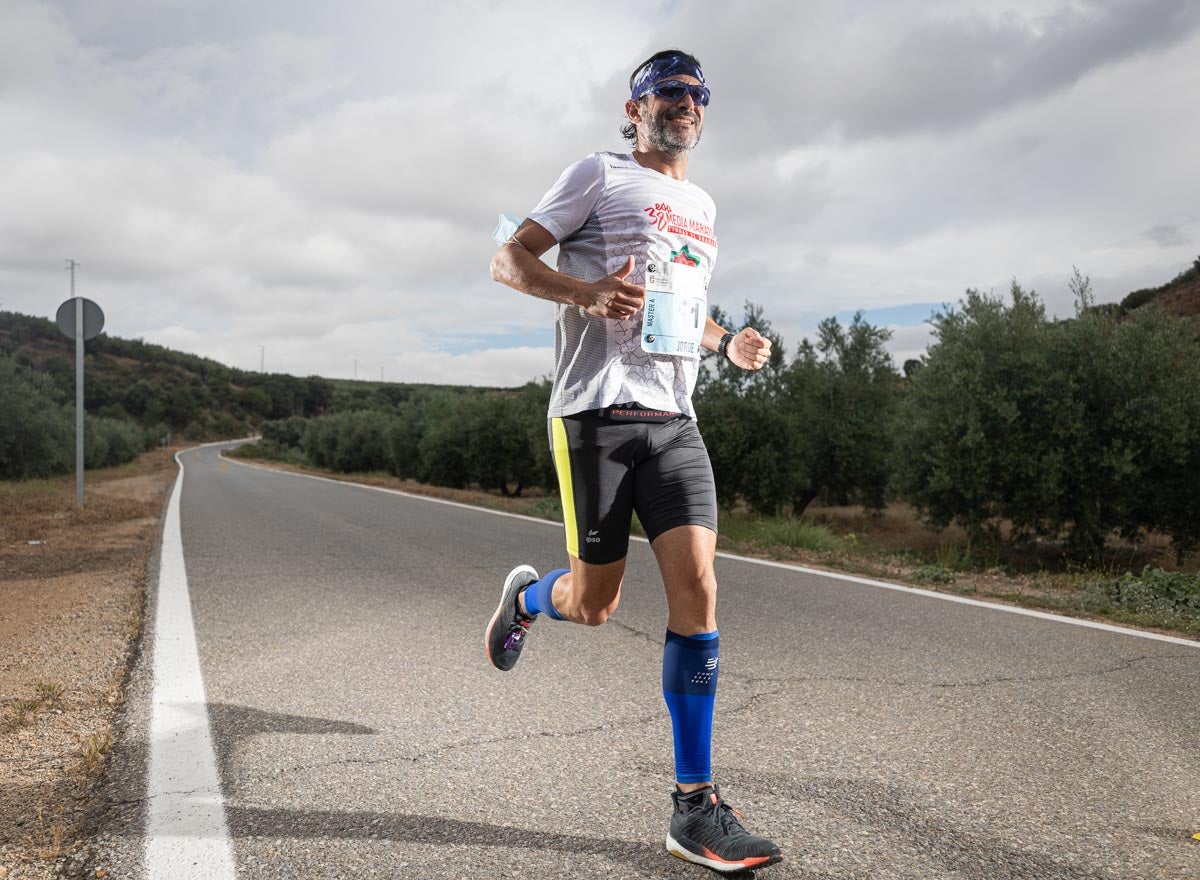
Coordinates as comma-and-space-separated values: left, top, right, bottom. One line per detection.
666, 785, 782, 872
485, 565, 538, 671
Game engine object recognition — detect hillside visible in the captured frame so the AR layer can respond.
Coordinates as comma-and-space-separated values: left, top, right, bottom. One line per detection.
0, 311, 337, 441
1117, 256, 1200, 318
0, 311, 516, 443
4, 256, 1195, 441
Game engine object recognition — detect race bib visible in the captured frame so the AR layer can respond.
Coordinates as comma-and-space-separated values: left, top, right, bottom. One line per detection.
641, 260, 708, 358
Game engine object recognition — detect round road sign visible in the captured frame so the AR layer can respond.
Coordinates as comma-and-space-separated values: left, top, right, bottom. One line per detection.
56, 297, 105, 341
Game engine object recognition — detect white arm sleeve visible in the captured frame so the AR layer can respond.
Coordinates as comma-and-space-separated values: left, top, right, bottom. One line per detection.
527, 154, 606, 243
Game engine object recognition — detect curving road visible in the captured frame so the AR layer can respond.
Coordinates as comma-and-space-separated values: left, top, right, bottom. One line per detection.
93, 441, 1200, 879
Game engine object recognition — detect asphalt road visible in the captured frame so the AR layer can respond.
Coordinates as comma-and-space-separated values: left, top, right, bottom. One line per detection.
92, 442, 1200, 879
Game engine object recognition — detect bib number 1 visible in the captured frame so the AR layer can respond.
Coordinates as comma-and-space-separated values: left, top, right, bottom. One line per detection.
641, 260, 708, 359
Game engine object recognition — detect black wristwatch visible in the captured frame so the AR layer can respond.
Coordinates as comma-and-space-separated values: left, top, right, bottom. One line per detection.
717, 332, 735, 361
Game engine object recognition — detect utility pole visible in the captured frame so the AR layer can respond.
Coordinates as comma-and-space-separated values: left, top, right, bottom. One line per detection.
67, 260, 82, 507
354, 358, 358, 380
259, 345, 265, 372
55, 260, 103, 510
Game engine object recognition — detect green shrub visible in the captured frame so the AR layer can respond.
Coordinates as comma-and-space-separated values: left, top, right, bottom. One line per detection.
754, 518, 843, 553
230, 440, 273, 460
385, 407, 425, 480
303, 411, 393, 473
1086, 568, 1200, 616
897, 283, 1200, 561
526, 496, 563, 522
697, 306, 897, 518
261, 416, 308, 450
0, 352, 73, 479
418, 408, 470, 488
232, 439, 307, 465
915, 564, 957, 584
84, 416, 145, 468
1119, 287, 1158, 312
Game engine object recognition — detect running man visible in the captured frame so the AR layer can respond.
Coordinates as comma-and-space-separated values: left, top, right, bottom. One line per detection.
486, 49, 782, 873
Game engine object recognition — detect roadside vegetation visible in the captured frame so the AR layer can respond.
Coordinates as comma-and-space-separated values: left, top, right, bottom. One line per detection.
1, 449, 178, 878
5, 264, 1199, 638
0, 310, 340, 478
223, 266, 1200, 639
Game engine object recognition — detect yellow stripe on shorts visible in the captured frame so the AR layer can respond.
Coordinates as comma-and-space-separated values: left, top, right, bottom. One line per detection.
550, 417, 579, 558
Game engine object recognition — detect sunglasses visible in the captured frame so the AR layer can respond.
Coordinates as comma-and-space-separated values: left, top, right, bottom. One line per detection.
647, 80, 711, 107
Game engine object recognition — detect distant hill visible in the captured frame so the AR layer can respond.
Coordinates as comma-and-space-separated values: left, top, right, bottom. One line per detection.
6, 256, 1194, 441
0, 310, 339, 440
1115, 256, 1200, 318
0, 311, 495, 441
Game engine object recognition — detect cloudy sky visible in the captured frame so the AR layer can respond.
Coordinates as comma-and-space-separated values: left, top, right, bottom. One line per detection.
2, 0, 1197, 385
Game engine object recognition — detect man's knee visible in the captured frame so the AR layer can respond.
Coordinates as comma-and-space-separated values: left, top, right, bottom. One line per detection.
577, 606, 613, 626
676, 573, 717, 604
566, 557, 624, 626
575, 592, 619, 626
670, 559, 718, 596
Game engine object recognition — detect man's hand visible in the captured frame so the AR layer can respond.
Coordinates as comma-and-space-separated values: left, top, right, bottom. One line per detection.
727, 327, 772, 371
578, 256, 646, 320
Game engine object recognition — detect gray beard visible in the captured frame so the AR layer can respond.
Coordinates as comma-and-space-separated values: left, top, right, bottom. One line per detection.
644, 108, 702, 156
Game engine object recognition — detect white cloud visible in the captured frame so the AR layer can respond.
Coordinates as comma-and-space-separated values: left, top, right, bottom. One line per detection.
673, 0, 1200, 147
1, 0, 1197, 391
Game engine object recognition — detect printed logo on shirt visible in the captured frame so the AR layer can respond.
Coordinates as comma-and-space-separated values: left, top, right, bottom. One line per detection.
671, 244, 700, 267
644, 202, 717, 247
646, 202, 673, 232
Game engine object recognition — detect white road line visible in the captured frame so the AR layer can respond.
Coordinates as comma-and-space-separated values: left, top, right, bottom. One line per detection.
221, 450, 1200, 651
146, 448, 237, 879
713, 552, 1200, 650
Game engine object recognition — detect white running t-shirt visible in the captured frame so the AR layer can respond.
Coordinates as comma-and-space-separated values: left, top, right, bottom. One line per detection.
528, 152, 719, 419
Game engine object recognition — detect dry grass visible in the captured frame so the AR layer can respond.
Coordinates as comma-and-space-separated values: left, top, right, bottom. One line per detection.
806, 500, 1194, 574
78, 730, 114, 778
2, 699, 43, 731
806, 502, 969, 555
34, 683, 63, 707
1, 682, 66, 732
1, 447, 177, 878
27, 813, 72, 861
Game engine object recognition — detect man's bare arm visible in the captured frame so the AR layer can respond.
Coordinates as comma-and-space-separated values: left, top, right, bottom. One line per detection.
490, 219, 646, 320
702, 315, 771, 371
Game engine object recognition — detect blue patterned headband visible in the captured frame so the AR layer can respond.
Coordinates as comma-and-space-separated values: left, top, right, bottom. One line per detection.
630, 53, 705, 101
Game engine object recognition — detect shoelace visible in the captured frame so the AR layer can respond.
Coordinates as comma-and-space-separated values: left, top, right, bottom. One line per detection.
503, 617, 531, 651
705, 795, 748, 837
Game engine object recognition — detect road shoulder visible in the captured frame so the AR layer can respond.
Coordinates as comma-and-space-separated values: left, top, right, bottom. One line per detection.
0, 450, 178, 879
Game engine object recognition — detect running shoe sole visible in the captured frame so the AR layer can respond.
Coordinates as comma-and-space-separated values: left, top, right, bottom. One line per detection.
666, 832, 782, 872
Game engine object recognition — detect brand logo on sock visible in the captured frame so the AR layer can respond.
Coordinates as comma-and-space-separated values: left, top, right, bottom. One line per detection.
705, 657, 718, 670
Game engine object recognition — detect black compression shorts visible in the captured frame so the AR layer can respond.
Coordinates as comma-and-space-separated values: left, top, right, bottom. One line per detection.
548, 405, 718, 565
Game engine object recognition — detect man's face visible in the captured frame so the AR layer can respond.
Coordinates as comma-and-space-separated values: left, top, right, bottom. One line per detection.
638, 74, 704, 156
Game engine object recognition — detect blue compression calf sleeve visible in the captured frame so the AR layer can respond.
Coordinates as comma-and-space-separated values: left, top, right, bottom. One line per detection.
662, 629, 718, 784
522, 568, 567, 620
